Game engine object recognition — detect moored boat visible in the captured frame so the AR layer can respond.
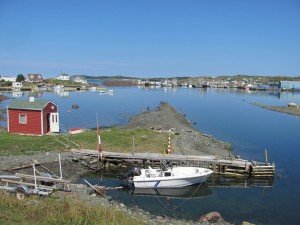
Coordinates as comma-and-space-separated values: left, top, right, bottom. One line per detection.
120, 166, 213, 188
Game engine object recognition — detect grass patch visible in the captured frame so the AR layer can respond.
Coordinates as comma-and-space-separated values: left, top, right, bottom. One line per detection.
0, 132, 66, 156
0, 127, 171, 156
72, 127, 170, 154
0, 191, 148, 225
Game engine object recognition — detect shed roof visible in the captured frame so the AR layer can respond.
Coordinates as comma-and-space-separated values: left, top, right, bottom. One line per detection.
8, 99, 51, 110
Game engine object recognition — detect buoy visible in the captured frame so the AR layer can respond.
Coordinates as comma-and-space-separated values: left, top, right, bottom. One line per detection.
72, 104, 79, 109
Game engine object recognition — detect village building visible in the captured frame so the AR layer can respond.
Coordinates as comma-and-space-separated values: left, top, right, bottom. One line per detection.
0, 75, 17, 82
56, 73, 70, 81
280, 81, 300, 91
12, 82, 23, 89
27, 73, 43, 83
7, 97, 59, 135
73, 76, 88, 84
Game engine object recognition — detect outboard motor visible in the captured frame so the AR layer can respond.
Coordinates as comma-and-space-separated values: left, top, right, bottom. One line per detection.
132, 167, 142, 176
117, 167, 141, 180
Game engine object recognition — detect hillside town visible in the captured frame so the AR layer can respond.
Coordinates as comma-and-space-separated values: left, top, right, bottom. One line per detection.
1, 73, 300, 92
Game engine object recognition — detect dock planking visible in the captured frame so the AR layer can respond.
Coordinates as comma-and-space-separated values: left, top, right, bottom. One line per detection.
71, 149, 275, 178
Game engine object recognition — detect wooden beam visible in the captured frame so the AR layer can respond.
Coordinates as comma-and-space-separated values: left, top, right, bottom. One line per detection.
15, 173, 70, 183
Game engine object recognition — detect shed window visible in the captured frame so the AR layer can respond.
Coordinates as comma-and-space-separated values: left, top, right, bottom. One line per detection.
19, 114, 27, 124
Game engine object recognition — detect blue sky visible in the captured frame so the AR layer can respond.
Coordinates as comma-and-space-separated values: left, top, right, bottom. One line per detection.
0, 0, 299, 77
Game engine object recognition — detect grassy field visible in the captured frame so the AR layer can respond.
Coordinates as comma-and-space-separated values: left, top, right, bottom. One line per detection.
0, 127, 170, 156
0, 192, 149, 225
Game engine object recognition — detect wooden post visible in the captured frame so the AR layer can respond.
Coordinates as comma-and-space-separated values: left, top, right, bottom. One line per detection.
264, 149, 268, 165
96, 113, 103, 161
84, 179, 105, 197
67, 137, 69, 148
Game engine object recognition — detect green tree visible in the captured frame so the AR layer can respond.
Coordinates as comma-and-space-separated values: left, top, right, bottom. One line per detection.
16, 74, 25, 82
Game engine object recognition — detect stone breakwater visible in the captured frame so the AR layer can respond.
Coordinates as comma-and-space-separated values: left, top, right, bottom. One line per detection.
126, 102, 232, 157
0, 94, 8, 121
253, 102, 300, 116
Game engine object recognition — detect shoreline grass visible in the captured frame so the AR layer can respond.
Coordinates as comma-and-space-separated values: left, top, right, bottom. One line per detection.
0, 191, 148, 225
0, 127, 170, 156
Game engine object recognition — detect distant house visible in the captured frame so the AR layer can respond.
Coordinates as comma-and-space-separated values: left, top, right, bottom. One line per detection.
73, 77, 87, 84
0, 76, 16, 82
27, 74, 43, 83
12, 82, 23, 89
7, 97, 59, 135
279, 81, 300, 91
56, 73, 70, 81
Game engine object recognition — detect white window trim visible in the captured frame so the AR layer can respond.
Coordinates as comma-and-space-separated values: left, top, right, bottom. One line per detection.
41, 111, 44, 135
19, 114, 27, 124
7, 109, 9, 132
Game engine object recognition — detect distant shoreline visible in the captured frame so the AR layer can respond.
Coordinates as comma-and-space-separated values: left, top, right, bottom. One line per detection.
252, 102, 300, 116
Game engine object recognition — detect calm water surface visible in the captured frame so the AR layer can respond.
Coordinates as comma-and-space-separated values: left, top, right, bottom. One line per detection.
1, 87, 300, 225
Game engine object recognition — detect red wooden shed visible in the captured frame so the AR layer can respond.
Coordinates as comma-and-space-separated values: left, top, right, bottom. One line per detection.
7, 97, 59, 135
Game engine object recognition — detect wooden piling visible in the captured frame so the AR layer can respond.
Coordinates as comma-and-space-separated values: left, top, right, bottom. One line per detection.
264, 149, 268, 164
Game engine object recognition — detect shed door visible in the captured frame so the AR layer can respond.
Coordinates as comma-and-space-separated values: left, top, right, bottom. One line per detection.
50, 113, 59, 133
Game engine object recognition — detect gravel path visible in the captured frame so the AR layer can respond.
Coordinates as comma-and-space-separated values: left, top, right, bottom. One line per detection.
0, 152, 81, 178
126, 102, 232, 157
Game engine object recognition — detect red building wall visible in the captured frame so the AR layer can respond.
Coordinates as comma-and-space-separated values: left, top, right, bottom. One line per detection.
42, 102, 57, 134
8, 109, 42, 135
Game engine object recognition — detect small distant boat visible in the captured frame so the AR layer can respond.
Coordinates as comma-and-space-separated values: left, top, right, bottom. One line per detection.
100, 89, 114, 95
68, 128, 87, 135
287, 102, 298, 108
120, 166, 213, 188
89, 87, 97, 91
53, 85, 64, 91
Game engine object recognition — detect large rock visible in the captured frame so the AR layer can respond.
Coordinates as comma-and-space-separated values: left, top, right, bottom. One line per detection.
199, 211, 222, 223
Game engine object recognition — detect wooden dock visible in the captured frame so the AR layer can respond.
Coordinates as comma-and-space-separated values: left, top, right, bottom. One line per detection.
71, 149, 275, 178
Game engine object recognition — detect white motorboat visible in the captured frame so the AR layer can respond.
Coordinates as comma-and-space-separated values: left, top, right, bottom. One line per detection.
127, 166, 213, 188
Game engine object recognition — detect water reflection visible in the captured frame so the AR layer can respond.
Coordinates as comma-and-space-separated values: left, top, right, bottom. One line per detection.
54, 90, 69, 98
3, 87, 300, 103
130, 184, 212, 199
82, 170, 275, 222
12, 91, 23, 98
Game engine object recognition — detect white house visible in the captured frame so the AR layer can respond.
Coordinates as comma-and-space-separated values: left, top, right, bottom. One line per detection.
56, 73, 70, 81
12, 82, 23, 88
0, 76, 17, 82
73, 77, 87, 84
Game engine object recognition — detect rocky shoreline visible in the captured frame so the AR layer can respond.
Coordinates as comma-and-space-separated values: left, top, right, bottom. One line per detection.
126, 102, 232, 157
0, 94, 8, 103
